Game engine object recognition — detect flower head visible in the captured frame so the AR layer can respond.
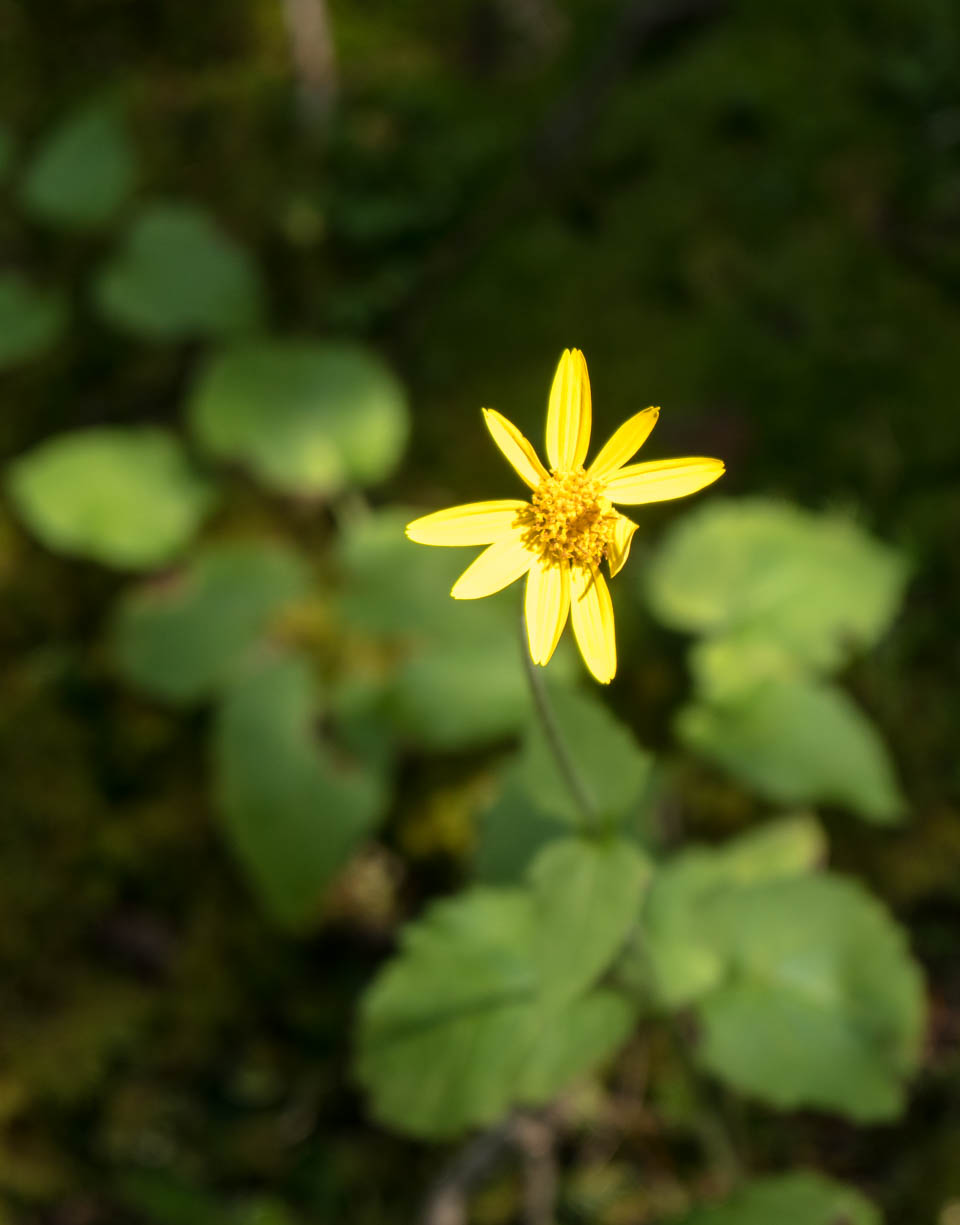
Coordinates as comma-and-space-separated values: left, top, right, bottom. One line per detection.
406, 349, 724, 683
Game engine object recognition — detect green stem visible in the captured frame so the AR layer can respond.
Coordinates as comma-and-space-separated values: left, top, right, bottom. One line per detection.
519, 607, 598, 832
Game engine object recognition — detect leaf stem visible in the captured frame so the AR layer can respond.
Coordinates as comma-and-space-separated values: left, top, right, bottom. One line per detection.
519, 606, 598, 832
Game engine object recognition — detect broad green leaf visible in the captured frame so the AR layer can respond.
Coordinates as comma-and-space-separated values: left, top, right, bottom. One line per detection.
356, 885, 634, 1138
95, 204, 264, 340
474, 781, 565, 884
336, 508, 509, 644
214, 653, 387, 929
0, 275, 68, 370
388, 645, 534, 750
648, 853, 924, 1119
677, 1171, 881, 1225
188, 341, 409, 496
514, 684, 654, 827
6, 428, 215, 570
529, 837, 651, 1005
113, 541, 310, 703
646, 499, 908, 673
21, 101, 135, 228
337, 509, 564, 748
645, 814, 826, 1007
677, 678, 905, 823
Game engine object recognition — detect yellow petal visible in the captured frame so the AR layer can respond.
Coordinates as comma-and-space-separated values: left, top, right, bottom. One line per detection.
450, 530, 535, 600
406, 500, 527, 546
524, 556, 570, 666
546, 348, 592, 470
606, 513, 638, 578
588, 407, 660, 481
482, 409, 549, 489
570, 565, 616, 684
603, 457, 725, 505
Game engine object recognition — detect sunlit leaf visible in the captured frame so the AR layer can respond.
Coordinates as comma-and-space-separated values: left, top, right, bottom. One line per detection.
95, 204, 264, 340
0, 275, 68, 370
6, 428, 215, 570
356, 882, 635, 1138
645, 814, 828, 1008
113, 541, 310, 703
677, 678, 905, 823
189, 341, 409, 496
529, 836, 651, 1005
645, 838, 925, 1120
21, 101, 135, 228
677, 1171, 881, 1225
514, 683, 654, 827
646, 499, 908, 673
214, 653, 388, 929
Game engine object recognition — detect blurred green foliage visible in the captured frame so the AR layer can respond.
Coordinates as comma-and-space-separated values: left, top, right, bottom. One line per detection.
1, 0, 959, 1222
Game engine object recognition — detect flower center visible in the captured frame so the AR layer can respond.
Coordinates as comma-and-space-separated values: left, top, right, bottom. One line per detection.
519, 469, 617, 568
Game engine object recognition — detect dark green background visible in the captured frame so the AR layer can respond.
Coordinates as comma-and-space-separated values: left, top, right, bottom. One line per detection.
1, 1, 959, 1221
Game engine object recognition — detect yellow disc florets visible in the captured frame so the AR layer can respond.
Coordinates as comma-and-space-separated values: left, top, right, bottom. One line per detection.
519, 469, 617, 568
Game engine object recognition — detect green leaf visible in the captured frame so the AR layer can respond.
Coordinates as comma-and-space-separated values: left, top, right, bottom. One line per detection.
113, 541, 310, 703
6, 428, 215, 570
0, 274, 68, 370
189, 341, 409, 496
474, 781, 565, 884
645, 814, 826, 1007
388, 645, 535, 750
646, 499, 908, 674
337, 508, 566, 748
514, 684, 654, 827
356, 885, 635, 1138
646, 834, 924, 1121
677, 1171, 881, 1225
529, 837, 651, 1005
94, 204, 264, 340
694, 875, 924, 1120
337, 508, 501, 644
677, 678, 905, 823
214, 653, 388, 929
21, 101, 135, 229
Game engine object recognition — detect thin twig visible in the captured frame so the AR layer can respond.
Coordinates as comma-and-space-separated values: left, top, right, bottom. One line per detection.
281, 0, 337, 129
419, 1120, 517, 1225
519, 607, 598, 831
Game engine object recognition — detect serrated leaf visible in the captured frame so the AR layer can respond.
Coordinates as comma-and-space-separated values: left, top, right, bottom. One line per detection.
214, 654, 388, 929
113, 541, 309, 703
0, 275, 68, 370
695, 875, 924, 1120
95, 204, 264, 340
645, 815, 826, 1007
647, 840, 924, 1121
189, 341, 409, 496
21, 101, 135, 228
356, 849, 641, 1138
529, 837, 651, 1004
677, 678, 905, 823
6, 428, 215, 570
677, 1171, 881, 1225
646, 499, 908, 674
514, 683, 654, 827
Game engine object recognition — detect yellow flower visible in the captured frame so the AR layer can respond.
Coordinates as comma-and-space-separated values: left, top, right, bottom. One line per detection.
406, 349, 724, 684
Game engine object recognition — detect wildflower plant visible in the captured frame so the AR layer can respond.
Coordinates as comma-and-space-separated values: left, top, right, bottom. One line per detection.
0, 94, 927, 1222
